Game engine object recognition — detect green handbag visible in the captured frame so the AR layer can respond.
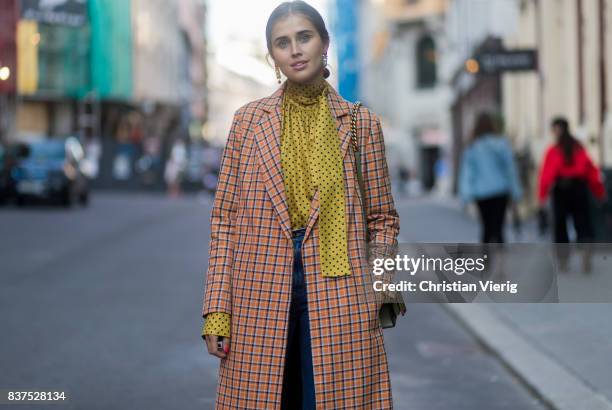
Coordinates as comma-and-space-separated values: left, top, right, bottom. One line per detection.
351, 102, 406, 329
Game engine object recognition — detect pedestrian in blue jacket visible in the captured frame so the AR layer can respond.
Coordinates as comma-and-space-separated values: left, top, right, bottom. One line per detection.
459, 112, 523, 243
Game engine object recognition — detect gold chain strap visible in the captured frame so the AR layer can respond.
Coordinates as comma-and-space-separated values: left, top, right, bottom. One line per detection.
351, 101, 367, 241
351, 101, 362, 152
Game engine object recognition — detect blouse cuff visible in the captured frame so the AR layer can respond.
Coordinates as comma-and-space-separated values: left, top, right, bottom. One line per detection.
202, 312, 231, 337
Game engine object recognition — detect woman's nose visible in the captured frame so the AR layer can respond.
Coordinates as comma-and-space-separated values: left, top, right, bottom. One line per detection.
290, 40, 301, 56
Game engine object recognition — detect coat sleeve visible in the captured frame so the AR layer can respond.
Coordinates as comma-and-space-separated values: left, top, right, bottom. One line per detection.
584, 150, 606, 200
201, 108, 245, 318
361, 112, 404, 310
538, 146, 556, 206
361, 112, 400, 252
458, 149, 474, 203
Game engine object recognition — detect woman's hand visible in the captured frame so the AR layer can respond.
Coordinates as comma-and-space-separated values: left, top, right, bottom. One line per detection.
204, 335, 230, 359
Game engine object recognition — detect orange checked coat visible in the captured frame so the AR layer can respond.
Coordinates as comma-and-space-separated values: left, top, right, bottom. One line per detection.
202, 81, 400, 409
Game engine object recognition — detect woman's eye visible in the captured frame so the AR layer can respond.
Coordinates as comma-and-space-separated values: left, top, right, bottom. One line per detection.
277, 39, 288, 48
299, 34, 312, 42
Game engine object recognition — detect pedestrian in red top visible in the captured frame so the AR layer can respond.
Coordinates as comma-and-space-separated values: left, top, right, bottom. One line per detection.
538, 117, 606, 271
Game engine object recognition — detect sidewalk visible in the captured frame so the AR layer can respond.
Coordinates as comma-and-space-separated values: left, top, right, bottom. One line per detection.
398, 194, 612, 410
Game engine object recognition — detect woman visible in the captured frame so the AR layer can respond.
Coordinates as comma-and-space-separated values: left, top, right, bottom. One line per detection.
538, 117, 606, 271
200, 2, 400, 409
459, 112, 523, 243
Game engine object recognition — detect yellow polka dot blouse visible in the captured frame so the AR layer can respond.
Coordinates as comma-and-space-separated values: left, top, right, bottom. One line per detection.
202, 78, 351, 338
281, 78, 351, 278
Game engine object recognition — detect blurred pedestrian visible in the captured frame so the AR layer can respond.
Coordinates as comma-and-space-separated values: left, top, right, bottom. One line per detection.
200, 2, 400, 409
397, 165, 410, 197
164, 140, 186, 198
538, 117, 606, 272
459, 112, 523, 243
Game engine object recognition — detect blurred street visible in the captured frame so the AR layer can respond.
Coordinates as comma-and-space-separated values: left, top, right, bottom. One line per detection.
1, 191, 553, 410
395, 193, 612, 409
0, 192, 218, 409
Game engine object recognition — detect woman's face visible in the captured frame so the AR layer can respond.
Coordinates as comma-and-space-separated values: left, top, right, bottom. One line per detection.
270, 13, 328, 85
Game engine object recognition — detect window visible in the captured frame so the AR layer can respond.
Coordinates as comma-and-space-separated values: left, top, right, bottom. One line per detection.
416, 35, 437, 89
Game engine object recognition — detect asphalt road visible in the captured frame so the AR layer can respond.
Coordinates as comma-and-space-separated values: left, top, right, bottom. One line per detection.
0, 191, 550, 409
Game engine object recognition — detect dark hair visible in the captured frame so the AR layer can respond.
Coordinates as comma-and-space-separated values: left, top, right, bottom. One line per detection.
551, 116, 579, 165
265, 1, 330, 79
471, 112, 499, 141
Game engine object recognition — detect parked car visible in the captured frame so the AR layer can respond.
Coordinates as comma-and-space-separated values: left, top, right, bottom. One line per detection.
0, 144, 18, 205
11, 137, 90, 207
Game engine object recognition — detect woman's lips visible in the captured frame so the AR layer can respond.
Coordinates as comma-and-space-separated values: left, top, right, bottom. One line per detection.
291, 61, 308, 70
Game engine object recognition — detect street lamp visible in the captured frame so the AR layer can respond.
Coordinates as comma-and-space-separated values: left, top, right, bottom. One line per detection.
0, 66, 10, 81
465, 59, 479, 74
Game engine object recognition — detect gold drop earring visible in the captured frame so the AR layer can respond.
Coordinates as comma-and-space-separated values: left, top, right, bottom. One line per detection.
275, 65, 282, 84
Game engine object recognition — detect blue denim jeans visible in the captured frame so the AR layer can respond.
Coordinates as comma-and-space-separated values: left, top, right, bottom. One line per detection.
281, 227, 316, 410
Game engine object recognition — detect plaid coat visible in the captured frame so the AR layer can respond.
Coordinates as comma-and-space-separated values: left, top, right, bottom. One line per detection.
202, 81, 400, 409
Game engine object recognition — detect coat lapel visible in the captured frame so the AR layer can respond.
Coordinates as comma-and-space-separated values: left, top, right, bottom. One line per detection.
253, 80, 354, 242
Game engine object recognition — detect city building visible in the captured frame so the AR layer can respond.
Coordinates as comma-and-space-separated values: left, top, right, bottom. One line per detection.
444, 0, 522, 195
503, 0, 612, 182
446, 0, 611, 208
0, 0, 17, 142
15, 0, 90, 140
359, 0, 452, 192
0, 0, 209, 192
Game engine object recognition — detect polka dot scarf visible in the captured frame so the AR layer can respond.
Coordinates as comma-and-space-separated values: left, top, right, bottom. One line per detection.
281, 78, 351, 277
